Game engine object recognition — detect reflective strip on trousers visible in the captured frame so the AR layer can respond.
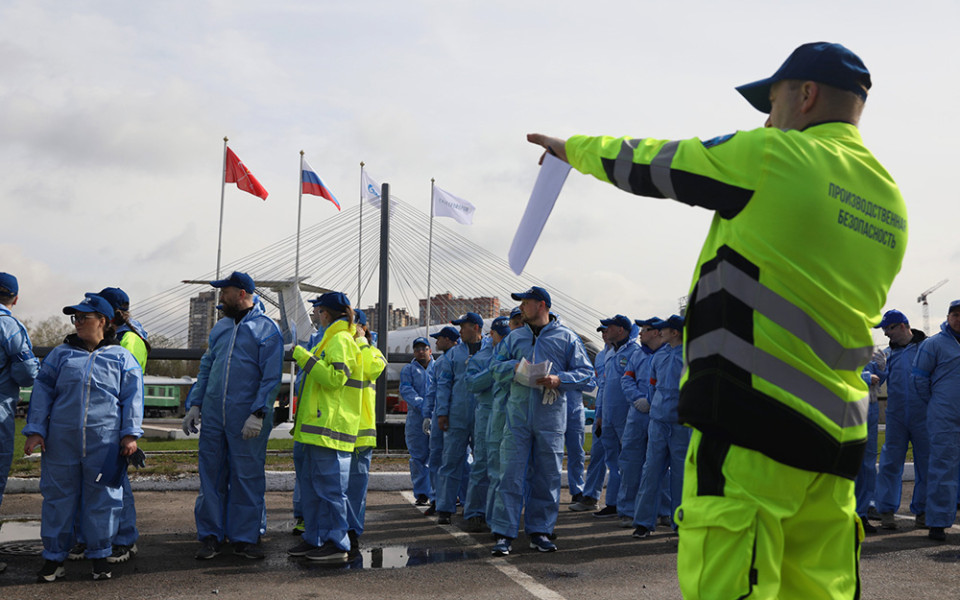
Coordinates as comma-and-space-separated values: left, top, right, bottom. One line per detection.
696, 259, 874, 371
299, 424, 357, 444
686, 329, 869, 429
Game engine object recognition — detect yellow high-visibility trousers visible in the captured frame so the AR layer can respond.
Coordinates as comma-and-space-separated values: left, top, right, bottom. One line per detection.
677, 428, 862, 600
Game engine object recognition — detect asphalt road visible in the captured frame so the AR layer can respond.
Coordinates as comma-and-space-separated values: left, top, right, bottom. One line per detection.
1, 483, 958, 599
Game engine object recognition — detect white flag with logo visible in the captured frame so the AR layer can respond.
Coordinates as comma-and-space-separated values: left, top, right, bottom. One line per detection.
432, 185, 476, 225
361, 170, 383, 208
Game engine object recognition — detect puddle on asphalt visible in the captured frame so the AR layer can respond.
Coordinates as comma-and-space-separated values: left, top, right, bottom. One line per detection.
0, 520, 43, 556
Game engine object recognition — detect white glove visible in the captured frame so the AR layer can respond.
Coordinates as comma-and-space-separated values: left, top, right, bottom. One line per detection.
423, 418, 432, 435
633, 398, 650, 413
542, 388, 560, 405
182, 406, 201, 436
242, 414, 263, 440
872, 349, 887, 371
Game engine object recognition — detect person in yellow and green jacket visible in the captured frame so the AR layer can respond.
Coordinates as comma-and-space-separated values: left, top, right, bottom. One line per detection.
528, 42, 906, 599
345, 309, 386, 556
286, 292, 364, 565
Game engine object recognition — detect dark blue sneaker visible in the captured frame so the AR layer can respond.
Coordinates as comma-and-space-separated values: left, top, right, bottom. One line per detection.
528, 534, 557, 553
491, 537, 512, 556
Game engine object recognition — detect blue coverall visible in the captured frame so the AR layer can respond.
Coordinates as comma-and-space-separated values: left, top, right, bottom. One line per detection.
489, 316, 594, 538
564, 390, 587, 499
436, 341, 482, 515
912, 321, 960, 529
583, 348, 608, 502
24, 336, 143, 562
464, 339, 497, 520
855, 360, 884, 517
876, 330, 929, 516
600, 332, 639, 508
113, 319, 149, 548
634, 343, 689, 530
0, 306, 39, 510
185, 300, 283, 544
401, 357, 434, 499
485, 339, 511, 518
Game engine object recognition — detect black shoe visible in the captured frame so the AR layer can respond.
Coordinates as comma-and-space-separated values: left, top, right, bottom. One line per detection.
437, 511, 452, 525
234, 541, 265, 560
106, 543, 137, 564
37, 560, 65, 583
861, 518, 878, 533
465, 516, 487, 532
195, 535, 221, 560
67, 542, 86, 561
348, 530, 360, 557
305, 541, 348, 564
424, 502, 437, 516
929, 527, 947, 542
593, 505, 618, 518
632, 526, 651, 539
287, 541, 318, 557
415, 494, 430, 506
569, 493, 584, 505
91, 558, 112, 581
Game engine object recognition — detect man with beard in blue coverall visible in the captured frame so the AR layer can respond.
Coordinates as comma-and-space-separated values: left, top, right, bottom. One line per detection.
0, 273, 40, 575
422, 326, 461, 516
401, 336, 434, 506
912, 300, 960, 542
593, 315, 638, 519
436, 312, 484, 525
485, 311, 524, 520
489, 286, 594, 555
181, 271, 283, 560
874, 309, 929, 531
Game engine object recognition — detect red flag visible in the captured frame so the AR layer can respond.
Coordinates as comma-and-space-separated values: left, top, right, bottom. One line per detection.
224, 147, 269, 200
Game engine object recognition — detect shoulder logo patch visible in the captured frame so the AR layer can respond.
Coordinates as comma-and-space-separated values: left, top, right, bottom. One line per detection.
701, 133, 735, 149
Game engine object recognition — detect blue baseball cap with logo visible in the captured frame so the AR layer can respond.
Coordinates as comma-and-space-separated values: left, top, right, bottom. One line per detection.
874, 309, 908, 329
98, 287, 130, 311
451, 312, 483, 328
511, 286, 551, 308
412, 336, 430, 348
600, 314, 631, 330
210, 271, 255, 294
430, 326, 461, 341
490, 316, 511, 336
313, 291, 351, 311
63, 293, 115, 317
509, 306, 522, 319
655, 314, 685, 331
736, 42, 871, 114
0, 273, 18, 296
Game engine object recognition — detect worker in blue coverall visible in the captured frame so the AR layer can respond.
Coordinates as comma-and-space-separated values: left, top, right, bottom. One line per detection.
875, 309, 929, 530
632, 315, 688, 538
422, 326, 461, 516
912, 299, 960, 542
571, 325, 610, 512
618, 317, 672, 527
485, 311, 524, 519
855, 353, 885, 533
436, 312, 485, 525
401, 336, 434, 505
0, 273, 39, 575
593, 315, 638, 519
564, 388, 587, 503
291, 297, 327, 535
24, 292, 143, 583
489, 286, 594, 556
181, 271, 283, 560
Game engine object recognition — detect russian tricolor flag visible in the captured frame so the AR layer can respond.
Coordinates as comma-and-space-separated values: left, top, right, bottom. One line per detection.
301, 158, 340, 210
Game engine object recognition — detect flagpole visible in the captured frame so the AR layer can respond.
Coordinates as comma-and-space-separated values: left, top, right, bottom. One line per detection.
216, 136, 228, 280
295, 150, 304, 288
358, 161, 364, 305
425, 178, 435, 337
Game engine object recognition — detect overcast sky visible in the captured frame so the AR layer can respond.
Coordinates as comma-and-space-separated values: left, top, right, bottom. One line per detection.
3, 0, 957, 345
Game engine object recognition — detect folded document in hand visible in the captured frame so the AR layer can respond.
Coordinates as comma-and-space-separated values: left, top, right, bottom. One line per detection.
514, 357, 553, 388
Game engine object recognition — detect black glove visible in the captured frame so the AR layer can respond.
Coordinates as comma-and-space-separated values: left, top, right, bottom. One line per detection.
127, 448, 146, 469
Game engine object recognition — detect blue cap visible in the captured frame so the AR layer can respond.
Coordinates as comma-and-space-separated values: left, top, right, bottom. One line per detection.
63, 293, 115, 317
600, 314, 631, 330
210, 271, 255, 294
451, 312, 483, 328
596, 325, 607, 332
874, 309, 908, 329
0, 272, 17, 296
509, 306, 522, 319
98, 287, 130, 311
736, 42, 871, 114
511, 286, 551, 308
656, 314, 685, 331
949, 300, 960, 314
635, 316, 663, 328
313, 291, 351, 311
354, 309, 367, 326
490, 316, 511, 336
412, 336, 430, 348
430, 326, 461, 341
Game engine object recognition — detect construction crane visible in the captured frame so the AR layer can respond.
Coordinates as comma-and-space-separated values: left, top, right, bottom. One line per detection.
918, 279, 948, 335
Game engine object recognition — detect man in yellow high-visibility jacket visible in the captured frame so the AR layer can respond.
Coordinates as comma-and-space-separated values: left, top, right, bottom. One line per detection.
528, 42, 906, 599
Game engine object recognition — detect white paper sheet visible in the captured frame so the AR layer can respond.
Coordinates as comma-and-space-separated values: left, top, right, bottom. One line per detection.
514, 357, 554, 388
508, 153, 572, 275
